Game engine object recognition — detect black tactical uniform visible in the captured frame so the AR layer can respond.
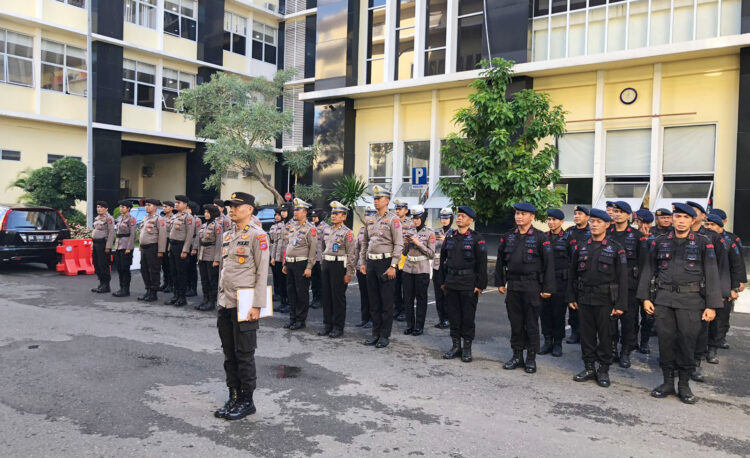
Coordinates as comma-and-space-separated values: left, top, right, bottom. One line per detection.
564, 224, 590, 343
637, 231, 656, 353
607, 223, 641, 367
541, 227, 571, 356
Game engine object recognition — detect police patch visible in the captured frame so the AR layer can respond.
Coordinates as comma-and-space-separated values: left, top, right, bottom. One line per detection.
216, 227, 221, 234
238, 256, 246, 264
393, 218, 400, 229
260, 242, 268, 251
347, 231, 353, 243
310, 227, 317, 237
224, 234, 231, 241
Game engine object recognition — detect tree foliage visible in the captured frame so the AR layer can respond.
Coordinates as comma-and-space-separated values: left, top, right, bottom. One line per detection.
11, 157, 87, 220
440, 58, 567, 222
331, 175, 369, 224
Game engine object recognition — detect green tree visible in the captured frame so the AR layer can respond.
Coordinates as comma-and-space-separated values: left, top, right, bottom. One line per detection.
282, 145, 322, 202
11, 157, 87, 221
440, 58, 567, 222
331, 175, 368, 224
177, 70, 316, 205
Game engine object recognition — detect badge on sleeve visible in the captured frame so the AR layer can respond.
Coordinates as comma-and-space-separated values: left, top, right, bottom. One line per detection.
478, 239, 486, 252
393, 218, 400, 229
347, 231, 353, 242
257, 234, 268, 251
311, 227, 317, 237
216, 226, 221, 234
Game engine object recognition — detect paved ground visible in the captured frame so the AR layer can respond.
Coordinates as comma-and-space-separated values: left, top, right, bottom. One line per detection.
1, 264, 749, 457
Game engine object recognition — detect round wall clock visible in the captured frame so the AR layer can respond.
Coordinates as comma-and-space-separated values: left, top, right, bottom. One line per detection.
620, 87, 637, 105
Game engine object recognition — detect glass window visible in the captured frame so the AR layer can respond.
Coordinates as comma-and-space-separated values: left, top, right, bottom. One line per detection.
696, 0, 719, 39
663, 125, 716, 175
424, 0, 447, 76
605, 128, 651, 176
47, 154, 65, 164
439, 140, 460, 178
252, 21, 277, 65
2, 30, 34, 87
367, 3, 386, 84
122, 59, 155, 108
456, 2, 484, 72
534, 0, 550, 17
595, 182, 649, 209
568, 10, 586, 57
395, 0, 416, 81
223, 12, 247, 55
532, 18, 549, 61
557, 132, 594, 177
403, 141, 430, 178
628, 0, 649, 50
369, 143, 393, 182
607, 3, 627, 52
459, 0, 483, 15
1, 150, 21, 161
164, 0, 197, 41
56, 0, 86, 7
124, 0, 157, 29
162, 67, 194, 112
654, 180, 713, 212
41, 39, 87, 96
720, 0, 741, 36
650, 0, 671, 46
587, 6, 606, 55
672, 0, 694, 43
549, 14, 566, 59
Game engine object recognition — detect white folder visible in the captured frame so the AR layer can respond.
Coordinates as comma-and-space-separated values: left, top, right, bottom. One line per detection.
237, 286, 273, 321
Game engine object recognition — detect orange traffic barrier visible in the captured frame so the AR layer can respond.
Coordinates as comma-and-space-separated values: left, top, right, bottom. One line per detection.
56, 239, 95, 276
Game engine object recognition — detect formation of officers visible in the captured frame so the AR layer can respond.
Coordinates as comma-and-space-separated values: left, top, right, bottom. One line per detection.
90, 187, 745, 417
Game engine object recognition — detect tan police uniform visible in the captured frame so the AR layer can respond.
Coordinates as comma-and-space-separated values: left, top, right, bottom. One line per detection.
283, 213, 317, 326
139, 212, 167, 296
112, 212, 137, 294
319, 203, 357, 335
402, 220, 436, 333
167, 210, 195, 301
91, 211, 115, 290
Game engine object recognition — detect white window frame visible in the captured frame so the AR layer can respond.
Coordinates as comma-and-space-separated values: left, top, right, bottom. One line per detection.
455, 0, 483, 72
0, 29, 34, 88
224, 12, 247, 55
164, 0, 198, 41
366, 1, 387, 84
424, 0, 448, 77
41, 39, 88, 97
161, 67, 195, 112
55, 0, 86, 8
122, 59, 156, 109
368, 142, 394, 184
125, 0, 158, 30
395, 0, 416, 81
251, 21, 278, 64
661, 122, 718, 176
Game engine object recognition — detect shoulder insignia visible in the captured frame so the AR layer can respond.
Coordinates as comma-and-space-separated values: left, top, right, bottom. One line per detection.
347, 231, 353, 242
429, 234, 435, 244
241, 234, 249, 240
258, 234, 268, 251
215, 226, 221, 234
311, 227, 317, 237
393, 218, 400, 229
224, 234, 231, 241
542, 241, 550, 246
244, 225, 250, 231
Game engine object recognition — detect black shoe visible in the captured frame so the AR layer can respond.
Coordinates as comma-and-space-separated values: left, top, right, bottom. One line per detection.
691, 360, 705, 383
310, 300, 321, 309
539, 336, 553, 355
186, 288, 197, 297
214, 387, 239, 419
461, 339, 473, 363
524, 351, 537, 374
718, 339, 730, 350
403, 328, 414, 335
638, 341, 651, 354
137, 290, 151, 301
706, 347, 719, 364
318, 328, 332, 337
551, 338, 563, 357
435, 320, 450, 329
91, 284, 103, 293
355, 320, 368, 327
283, 321, 295, 329
375, 337, 390, 348
162, 285, 172, 293
566, 331, 580, 344
197, 301, 215, 312
651, 369, 676, 398
165, 295, 178, 305
225, 391, 256, 420
144, 291, 158, 302
363, 336, 379, 346
412, 328, 423, 336
96, 284, 111, 293
362, 321, 373, 329
290, 321, 306, 330
159, 283, 169, 292
596, 365, 611, 387
278, 304, 290, 314
574, 363, 597, 382
174, 296, 187, 307
678, 371, 697, 404
443, 338, 461, 359
329, 329, 343, 338
503, 350, 525, 370
196, 295, 209, 309
618, 347, 632, 369
112, 288, 129, 297
394, 313, 405, 322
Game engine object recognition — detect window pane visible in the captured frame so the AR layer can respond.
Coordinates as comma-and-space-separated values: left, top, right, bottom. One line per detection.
558, 132, 595, 177
123, 59, 136, 80
162, 68, 178, 89
252, 21, 264, 40
403, 141, 430, 176
137, 63, 155, 83
720, 0, 741, 36
369, 0, 386, 6
234, 16, 247, 35
533, 18, 548, 61
696, 0, 718, 39
7, 32, 33, 58
395, 32, 414, 80
233, 35, 246, 55
163, 89, 178, 110
178, 72, 193, 90
568, 10, 586, 57
265, 26, 277, 45
224, 11, 232, 31
252, 40, 263, 59
663, 125, 716, 174
165, 0, 179, 14
369, 143, 392, 178
628, 0, 649, 49
1, 150, 21, 161
0, 55, 4, 82
534, 0, 549, 17
424, 49, 445, 76
458, 0, 483, 16
181, 0, 196, 17
650, 0, 671, 46
66, 45, 86, 70
264, 44, 276, 64
42, 40, 65, 65
367, 58, 385, 84
137, 83, 155, 107
70, 0, 86, 7
587, 7, 606, 55
7, 57, 33, 86
223, 31, 232, 51
605, 129, 651, 176
398, 0, 416, 29
41, 64, 64, 92
672, 0, 694, 43
607, 3, 627, 52
456, 14, 483, 71
551, 0, 567, 14
368, 8, 386, 59
123, 81, 135, 104
425, 0, 447, 49
125, 0, 137, 24
549, 14, 566, 59
67, 70, 87, 95
164, 11, 180, 35
181, 17, 196, 40
140, 2, 156, 28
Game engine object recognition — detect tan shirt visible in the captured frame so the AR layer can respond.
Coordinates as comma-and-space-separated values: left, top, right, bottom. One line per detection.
433, 228, 447, 271
168, 211, 195, 253
139, 213, 167, 252
321, 223, 357, 277
355, 226, 366, 270
282, 219, 317, 270
113, 214, 137, 251
403, 225, 436, 275
197, 219, 223, 262
315, 221, 330, 262
218, 214, 232, 233
360, 210, 404, 267
268, 221, 284, 262
191, 217, 202, 252
92, 213, 115, 246
272, 220, 292, 261
218, 223, 270, 314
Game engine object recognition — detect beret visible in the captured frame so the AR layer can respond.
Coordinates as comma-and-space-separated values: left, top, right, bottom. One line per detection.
612, 200, 632, 214
457, 205, 476, 219
635, 208, 654, 223
513, 202, 538, 213
673, 202, 697, 217
574, 205, 590, 216
589, 208, 612, 222
546, 208, 565, 220
686, 201, 706, 214
706, 213, 724, 227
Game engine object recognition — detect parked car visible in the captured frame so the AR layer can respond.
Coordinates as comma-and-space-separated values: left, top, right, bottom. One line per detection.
255, 205, 276, 232
130, 205, 163, 227
0, 204, 70, 270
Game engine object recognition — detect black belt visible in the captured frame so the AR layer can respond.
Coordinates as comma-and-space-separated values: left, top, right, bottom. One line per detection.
140, 243, 156, 248
169, 239, 184, 244
446, 267, 473, 276
93, 238, 107, 243
580, 284, 611, 294
657, 281, 701, 293
199, 241, 214, 246
115, 234, 129, 238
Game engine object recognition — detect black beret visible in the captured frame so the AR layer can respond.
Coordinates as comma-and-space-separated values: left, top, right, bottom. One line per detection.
162, 200, 175, 207
213, 199, 225, 207
574, 205, 590, 216
589, 208, 612, 222
513, 202, 538, 213
635, 209, 654, 223
710, 208, 727, 220
546, 208, 565, 220
612, 201, 632, 214
118, 199, 133, 208
174, 195, 189, 203
96, 200, 108, 208
686, 201, 706, 214
673, 202, 697, 217
144, 198, 161, 206
706, 213, 724, 227
655, 208, 672, 216
457, 205, 476, 219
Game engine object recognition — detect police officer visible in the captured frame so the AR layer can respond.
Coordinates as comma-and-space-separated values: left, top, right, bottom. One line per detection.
568, 209, 627, 388
269, 207, 284, 306
271, 204, 292, 313
186, 201, 201, 298
635, 208, 656, 354
214, 192, 269, 421
652, 208, 673, 237
564, 205, 591, 344
318, 201, 357, 338
354, 205, 376, 328
607, 201, 640, 368
137, 198, 167, 302
432, 207, 453, 329
91, 201, 115, 293
402, 205, 436, 336
311, 209, 329, 309
112, 200, 137, 297
213, 199, 233, 233
165, 195, 195, 307
360, 186, 404, 349
196, 204, 223, 312
496, 202, 555, 374
393, 199, 413, 322
541, 208, 570, 357
282, 198, 317, 330
638, 203, 721, 404
439, 206, 487, 362
159, 201, 175, 293
605, 201, 615, 219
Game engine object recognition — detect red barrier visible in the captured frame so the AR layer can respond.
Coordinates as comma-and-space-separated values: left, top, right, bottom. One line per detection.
56, 239, 95, 276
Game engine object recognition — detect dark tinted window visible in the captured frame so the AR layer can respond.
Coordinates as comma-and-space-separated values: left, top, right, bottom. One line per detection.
5, 210, 66, 230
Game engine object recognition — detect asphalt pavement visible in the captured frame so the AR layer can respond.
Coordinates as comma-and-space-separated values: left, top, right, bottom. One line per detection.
1, 264, 749, 457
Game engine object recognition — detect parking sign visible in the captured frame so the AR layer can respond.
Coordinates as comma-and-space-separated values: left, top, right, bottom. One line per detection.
412, 167, 427, 188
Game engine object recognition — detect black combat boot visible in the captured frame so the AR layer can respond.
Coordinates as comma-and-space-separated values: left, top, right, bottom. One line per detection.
678, 370, 697, 404
186, 287, 197, 297
214, 387, 239, 418
503, 350, 525, 370
97, 284, 111, 293
318, 327, 332, 337
112, 287, 129, 297
194, 294, 209, 310
91, 283, 103, 293
651, 368, 676, 398
596, 364, 611, 387
638, 334, 651, 354
165, 295, 178, 305
363, 336, 379, 346
718, 338, 729, 350
618, 346, 632, 368
574, 362, 597, 382
539, 335, 553, 355
566, 329, 580, 344
551, 337, 563, 357
442, 337, 461, 359
175, 295, 187, 307
706, 347, 719, 364
144, 290, 158, 302
137, 290, 151, 301
691, 360, 705, 382
290, 321, 306, 330
461, 339, 473, 363
524, 350, 537, 373
225, 390, 256, 420
198, 298, 215, 312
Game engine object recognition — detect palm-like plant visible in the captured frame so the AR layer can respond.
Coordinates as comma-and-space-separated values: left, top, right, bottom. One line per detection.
331, 175, 369, 224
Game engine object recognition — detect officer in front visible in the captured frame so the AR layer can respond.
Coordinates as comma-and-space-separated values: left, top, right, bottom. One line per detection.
137, 198, 167, 302
282, 198, 317, 330
564, 205, 591, 344
112, 200, 137, 297
214, 192, 269, 421
360, 185, 404, 349
402, 205, 436, 336
638, 203, 721, 404
311, 209, 329, 310
567, 209, 627, 388
541, 208, 570, 357
495, 202, 555, 374
91, 201, 115, 293
439, 206, 487, 363
165, 195, 195, 307
393, 198, 413, 322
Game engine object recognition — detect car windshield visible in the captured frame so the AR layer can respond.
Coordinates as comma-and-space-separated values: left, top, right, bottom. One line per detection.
5, 210, 66, 230
257, 209, 275, 221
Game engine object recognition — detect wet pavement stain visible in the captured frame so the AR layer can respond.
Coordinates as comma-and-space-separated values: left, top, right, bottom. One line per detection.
686, 432, 750, 457
276, 365, 301, 378
550, 402, 643, 427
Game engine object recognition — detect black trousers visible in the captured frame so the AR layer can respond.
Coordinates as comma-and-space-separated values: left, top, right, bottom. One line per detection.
271, 262, 287, 301
579, 304, 614, 365
541, 292, 567, 340
114, 249, 132, 289
139, 244, 161, 291
446, 288, 478, 340
505, 290, 542, 352
695, 319, 710, 360
433, 270, 447, 323
322, 260, 348, 331
403, 272, 430, 330
366, 258, 396, 338
356, 269, 371, 322
168, 243, 189, 297
637, 302, 655, 344
217, 307, 257, 392
655, 305, 703, 372
161, 241, 171, 287
198, 260, 220, 302
92, 239, 111, 285
568, 307, 579, 334
187, 253, 198, 290
286, 261, 310, 323
393, 269, 404, 316
709, 300, 732, 348
611, 289, 638, 350
311, 262, 322, 301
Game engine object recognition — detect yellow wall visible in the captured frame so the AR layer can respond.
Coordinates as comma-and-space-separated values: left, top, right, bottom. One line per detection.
123, 23, 160, 50
122, 105, 158, 132
354, 96, 394, 181
120, 153, 187, 201
164, 34, 197, 61
162, 111, 196, 138
42, 0, 87, 31
40, 92, 87, 122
